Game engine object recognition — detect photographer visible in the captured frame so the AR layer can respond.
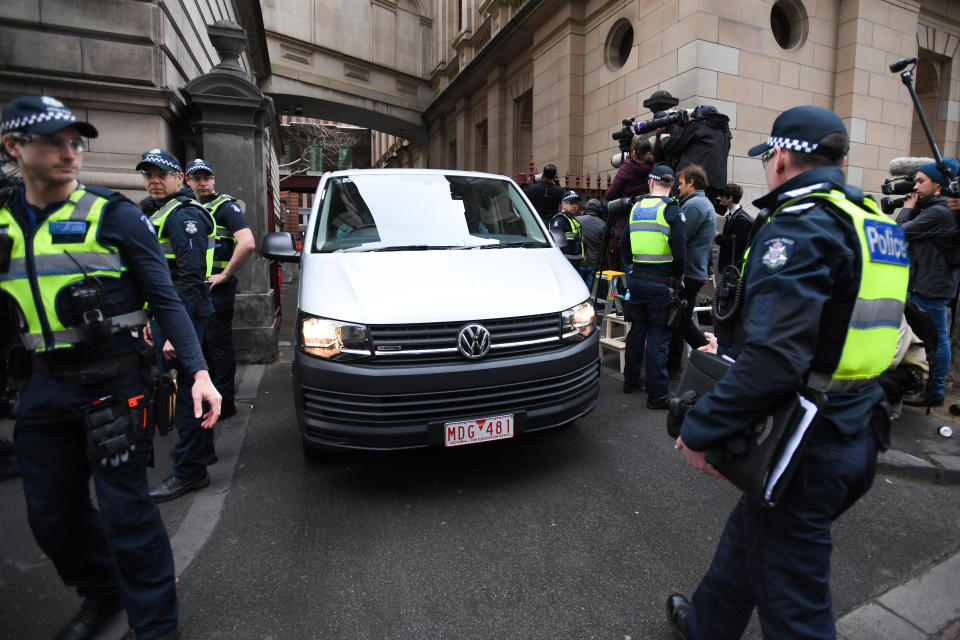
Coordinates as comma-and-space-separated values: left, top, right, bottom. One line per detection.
525, 163, 563, 223
605, 136, 653, 201
896, 158, 960, 407
653, 105, 731, 203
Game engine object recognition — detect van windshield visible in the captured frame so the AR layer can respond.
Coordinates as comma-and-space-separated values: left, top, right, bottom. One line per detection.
313, 173, 551, 253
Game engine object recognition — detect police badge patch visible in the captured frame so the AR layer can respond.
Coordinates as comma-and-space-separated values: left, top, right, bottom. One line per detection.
761, 237, 794, 270
184, 220, 198, 235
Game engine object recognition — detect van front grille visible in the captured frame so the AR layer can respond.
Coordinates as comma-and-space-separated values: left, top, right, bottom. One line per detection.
364, 313, 562, 365
301, 360, 598, 428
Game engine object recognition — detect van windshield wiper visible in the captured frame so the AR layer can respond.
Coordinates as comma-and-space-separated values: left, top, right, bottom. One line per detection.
491, 241, 551, 248
367, 244, 461, 252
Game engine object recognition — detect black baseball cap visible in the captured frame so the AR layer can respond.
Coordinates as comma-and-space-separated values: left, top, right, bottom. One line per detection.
136, 149, 182, 173
185, 158, 215, 176
747, 105, 848, 158
649, 165, 675, 182
0, 95, 98, 138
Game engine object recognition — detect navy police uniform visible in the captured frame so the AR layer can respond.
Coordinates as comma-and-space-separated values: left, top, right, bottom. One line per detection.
674, 105, 908, 638
618, 178, 687, 401
139, 181, 214, 485
183, 156, 249, 417
1, 93, 207, 640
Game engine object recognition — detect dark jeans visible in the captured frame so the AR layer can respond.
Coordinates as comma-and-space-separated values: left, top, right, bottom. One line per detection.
203, 277, 238, 405
668, 280, 709, 371
154, 315, 211, 481
686, 434, 878, 639
15, 373, 178, 638
623, 277, 673, 396
908, 293, 950, 395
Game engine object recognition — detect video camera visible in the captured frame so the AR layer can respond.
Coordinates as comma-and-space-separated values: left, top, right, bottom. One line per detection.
891, 57, 960, 199
611, 109, 695, 168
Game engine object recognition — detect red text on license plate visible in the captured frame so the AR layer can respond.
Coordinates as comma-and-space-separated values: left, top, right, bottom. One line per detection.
444, 414, 514, 447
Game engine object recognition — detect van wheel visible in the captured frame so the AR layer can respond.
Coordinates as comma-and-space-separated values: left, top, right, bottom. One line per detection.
300, 433, 329, 462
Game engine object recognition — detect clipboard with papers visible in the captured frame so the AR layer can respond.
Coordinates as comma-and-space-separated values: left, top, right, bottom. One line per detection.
671, 349, 826, 507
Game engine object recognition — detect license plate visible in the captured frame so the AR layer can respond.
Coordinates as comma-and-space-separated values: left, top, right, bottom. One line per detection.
444, 414, 514, 447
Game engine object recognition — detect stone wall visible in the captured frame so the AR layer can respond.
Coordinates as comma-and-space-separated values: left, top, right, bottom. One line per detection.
0, 0, 253, 198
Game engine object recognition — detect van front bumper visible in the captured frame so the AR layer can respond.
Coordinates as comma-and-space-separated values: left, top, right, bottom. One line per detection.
293, 334, 599, 451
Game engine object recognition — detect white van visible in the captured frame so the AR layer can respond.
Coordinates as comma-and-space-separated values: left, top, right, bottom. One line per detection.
261, 169, 599, 457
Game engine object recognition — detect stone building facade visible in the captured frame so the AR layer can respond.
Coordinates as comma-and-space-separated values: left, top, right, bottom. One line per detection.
0, 0, 279, 362
375, 0, 960, 207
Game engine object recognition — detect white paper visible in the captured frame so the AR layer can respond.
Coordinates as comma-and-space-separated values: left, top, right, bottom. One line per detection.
763, 393, 820, 503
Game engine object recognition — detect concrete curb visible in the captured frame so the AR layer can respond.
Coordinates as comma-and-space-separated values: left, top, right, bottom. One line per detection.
877, 450, 960, 485
838, 551, 960, 640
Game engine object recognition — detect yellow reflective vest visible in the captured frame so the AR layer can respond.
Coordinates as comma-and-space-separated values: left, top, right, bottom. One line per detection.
149, 195, 216, 278
0, 188, 146, 351
765, 188, 910, 392
628, 196, 672, 263
203, 193, 239, 272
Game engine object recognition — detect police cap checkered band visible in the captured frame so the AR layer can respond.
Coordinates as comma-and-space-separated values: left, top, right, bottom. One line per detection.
136, 149, 182, 173
185, 158, 214, 176
0, 95, 98, 138
562, 191, 580, 202
747, 105, 847, 158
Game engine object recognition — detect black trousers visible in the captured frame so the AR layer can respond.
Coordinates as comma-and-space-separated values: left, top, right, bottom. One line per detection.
668, 280, 709, 371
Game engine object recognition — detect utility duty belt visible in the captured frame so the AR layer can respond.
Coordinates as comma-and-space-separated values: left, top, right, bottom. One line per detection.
82, 371, 177, 466
32, 350, 144, 384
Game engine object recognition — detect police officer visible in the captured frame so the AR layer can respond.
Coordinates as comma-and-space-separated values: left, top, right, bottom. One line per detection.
617, 165, 686, 408
184, 158, 255, 421
0, 95, 220, 639
549, 191, 584, 264
136, 149, 219, 503
666, 106, 909, 638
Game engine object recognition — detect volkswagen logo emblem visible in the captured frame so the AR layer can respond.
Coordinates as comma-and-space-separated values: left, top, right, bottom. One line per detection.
457, 324, 491, 359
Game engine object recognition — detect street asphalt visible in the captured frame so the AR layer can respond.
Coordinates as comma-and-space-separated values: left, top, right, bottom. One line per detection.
1, 299, 959, 638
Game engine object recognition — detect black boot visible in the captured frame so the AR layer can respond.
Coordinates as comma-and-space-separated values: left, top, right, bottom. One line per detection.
666, 593, 691, 639
54, 598, 124, 640
150, 474, 210, 503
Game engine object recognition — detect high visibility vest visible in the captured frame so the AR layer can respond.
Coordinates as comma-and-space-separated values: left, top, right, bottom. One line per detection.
203, 193, 238, 272
551, 212, 584, 260
755, 186, 910, 392
0, 188, 147, 351
150, 195, 216, 278
628, 197, 672, 263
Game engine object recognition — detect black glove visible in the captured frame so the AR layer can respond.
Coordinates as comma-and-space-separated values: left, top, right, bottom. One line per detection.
667, 390, 697, 438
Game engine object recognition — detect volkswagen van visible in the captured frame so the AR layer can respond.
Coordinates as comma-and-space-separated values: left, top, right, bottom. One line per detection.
260, 169, 599, 457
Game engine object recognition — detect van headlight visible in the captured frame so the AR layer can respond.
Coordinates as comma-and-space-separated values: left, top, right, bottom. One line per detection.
300, 316, 371, 361
561, 300, 595, 341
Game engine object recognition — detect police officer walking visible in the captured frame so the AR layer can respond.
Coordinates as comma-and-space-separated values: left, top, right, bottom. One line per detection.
184, 158, 255, 421
618, 165, 687, 409
666, 106, 909, 638
136, 150, 219, 503
0, 95, 220, 639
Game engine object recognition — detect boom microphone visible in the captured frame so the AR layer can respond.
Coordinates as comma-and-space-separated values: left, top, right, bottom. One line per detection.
889, 57, 917, 73
889, 156, 933, 177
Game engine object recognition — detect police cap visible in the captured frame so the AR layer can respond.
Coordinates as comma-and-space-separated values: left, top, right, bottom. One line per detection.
747, 105, 848, 159
185, 158, 215, 176
136, 149, 182, 173
0, 95, 98, 138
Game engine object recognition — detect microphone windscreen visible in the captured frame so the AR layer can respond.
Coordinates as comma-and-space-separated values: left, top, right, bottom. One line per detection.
890, 156, 934, 176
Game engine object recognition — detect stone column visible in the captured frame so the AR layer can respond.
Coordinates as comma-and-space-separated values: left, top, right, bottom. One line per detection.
183, 20, 278, 363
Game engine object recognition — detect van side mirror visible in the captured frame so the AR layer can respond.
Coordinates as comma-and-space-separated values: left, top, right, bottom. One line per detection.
260, 232, 300, 263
